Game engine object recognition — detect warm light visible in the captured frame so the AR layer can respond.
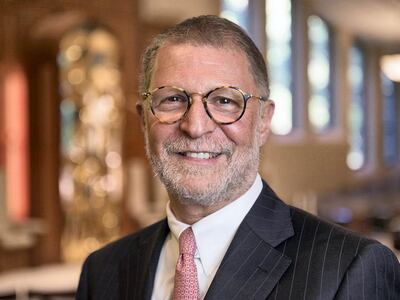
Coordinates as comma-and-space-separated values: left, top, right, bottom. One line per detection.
105, 152, 121, 169
4, 66, 30, 222
381, 55, 400, 82
59, 26, 123, 262
65, 45, 83, 62
67, 68, 85, 85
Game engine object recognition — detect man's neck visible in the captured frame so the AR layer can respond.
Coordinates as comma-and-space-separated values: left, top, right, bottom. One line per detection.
168, 174, 260, 224
169, 198, 235, 224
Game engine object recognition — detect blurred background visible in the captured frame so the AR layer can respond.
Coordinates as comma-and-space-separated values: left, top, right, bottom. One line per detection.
0, 0, 399, 298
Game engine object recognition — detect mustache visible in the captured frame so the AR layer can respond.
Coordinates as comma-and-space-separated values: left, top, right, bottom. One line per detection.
163, 136, 234, 156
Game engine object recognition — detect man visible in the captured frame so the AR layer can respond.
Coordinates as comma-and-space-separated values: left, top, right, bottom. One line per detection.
77, 15, 400, 299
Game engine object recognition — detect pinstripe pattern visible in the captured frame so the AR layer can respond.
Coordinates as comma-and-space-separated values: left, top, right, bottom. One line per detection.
336, 232, 347, 287
320, 226, 334, 298
303, 220, 320, 300
76, 180, 400, 300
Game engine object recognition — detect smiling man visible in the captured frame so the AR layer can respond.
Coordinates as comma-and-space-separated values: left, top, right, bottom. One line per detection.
77, 15, 400, 300
142, 43, 271, 224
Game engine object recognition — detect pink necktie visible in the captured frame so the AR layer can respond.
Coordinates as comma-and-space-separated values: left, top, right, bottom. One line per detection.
173, 227, 199, 300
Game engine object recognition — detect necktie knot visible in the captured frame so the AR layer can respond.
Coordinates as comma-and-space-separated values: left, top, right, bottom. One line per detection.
179, 227, 196, 256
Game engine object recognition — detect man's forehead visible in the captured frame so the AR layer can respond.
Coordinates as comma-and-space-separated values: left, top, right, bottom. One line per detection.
158, 45, 218, 66
152, 44, 252, 77
155, 43, 246, 65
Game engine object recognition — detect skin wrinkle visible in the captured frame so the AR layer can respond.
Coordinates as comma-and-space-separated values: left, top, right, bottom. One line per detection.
144, 123, 261, 208
140, 38, 270, 97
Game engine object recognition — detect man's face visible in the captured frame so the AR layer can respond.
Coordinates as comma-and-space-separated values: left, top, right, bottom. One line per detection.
139, 44, 274, 207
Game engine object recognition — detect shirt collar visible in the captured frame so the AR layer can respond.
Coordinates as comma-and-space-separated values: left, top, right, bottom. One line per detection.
166, 174, 263, 275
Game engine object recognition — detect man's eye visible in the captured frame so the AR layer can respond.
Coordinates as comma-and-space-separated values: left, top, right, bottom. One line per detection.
213, 97, 240, 107
163, 95, 186, 103
155, 94, 187, 111
217, 98, 232, 104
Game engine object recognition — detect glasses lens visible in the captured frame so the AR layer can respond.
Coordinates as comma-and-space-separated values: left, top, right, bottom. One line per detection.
207, 87, 245, 123
151, 87, 189, 123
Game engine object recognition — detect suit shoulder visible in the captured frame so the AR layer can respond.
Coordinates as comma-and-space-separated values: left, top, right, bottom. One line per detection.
87, 218, 167, 263
77, 219, 167, 299
288, 205, 380, 255
279, 205, 399, 298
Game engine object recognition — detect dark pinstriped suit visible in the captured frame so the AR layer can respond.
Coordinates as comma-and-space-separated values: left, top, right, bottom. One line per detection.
76, 181, 400, 299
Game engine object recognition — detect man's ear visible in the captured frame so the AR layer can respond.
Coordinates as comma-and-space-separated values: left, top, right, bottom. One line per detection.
136, 101, 146, 131
259, 100, 275, 146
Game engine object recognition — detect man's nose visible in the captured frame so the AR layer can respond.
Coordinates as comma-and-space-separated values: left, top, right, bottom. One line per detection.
179, 95, 217, 138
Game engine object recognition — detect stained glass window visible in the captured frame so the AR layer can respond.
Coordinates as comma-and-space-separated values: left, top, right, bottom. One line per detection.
347, 46, 367, 170
381, 73, 398, 166
220, 0, 249, 30
221, 0, 293, 135
266, 0, 293, 135
308, 15, 332, 132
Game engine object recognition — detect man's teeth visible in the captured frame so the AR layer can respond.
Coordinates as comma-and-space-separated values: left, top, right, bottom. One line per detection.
184, 152, 217, 159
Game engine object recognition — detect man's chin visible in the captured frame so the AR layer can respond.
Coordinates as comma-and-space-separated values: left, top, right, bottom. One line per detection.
166, 179, 216, 195
161, 164, 224, 182
163, 178, 227, 206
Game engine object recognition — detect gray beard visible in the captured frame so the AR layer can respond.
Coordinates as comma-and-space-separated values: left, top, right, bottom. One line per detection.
144, 133, 260, 207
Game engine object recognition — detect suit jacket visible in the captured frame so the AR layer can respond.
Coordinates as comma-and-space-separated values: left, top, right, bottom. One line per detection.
76, 181, 400, 299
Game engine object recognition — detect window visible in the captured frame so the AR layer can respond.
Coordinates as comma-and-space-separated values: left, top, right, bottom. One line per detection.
381, 73, 398, 166
347, 45, 367, 170
221, 0, 293, 135
266, 0, 293, 135
220, 0, 249, 30
308, 15, 332, 132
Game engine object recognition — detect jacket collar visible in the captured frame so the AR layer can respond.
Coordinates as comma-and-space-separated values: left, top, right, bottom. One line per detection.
119, 219, 169, 300
121, 180, 294, 300
205, 180, 294, 300
246, 180, 294, 246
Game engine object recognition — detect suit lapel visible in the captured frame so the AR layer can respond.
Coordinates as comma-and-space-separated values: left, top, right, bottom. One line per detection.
119, 219, 169, 300
205, 181, 294, 300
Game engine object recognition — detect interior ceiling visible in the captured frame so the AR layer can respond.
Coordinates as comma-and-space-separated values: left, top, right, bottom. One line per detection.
139, 0, 218, 24
311, 0, 400, 47
139, 0, 400, 49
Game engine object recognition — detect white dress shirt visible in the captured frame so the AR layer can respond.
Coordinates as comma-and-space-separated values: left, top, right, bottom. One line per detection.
151, 174, 263, 300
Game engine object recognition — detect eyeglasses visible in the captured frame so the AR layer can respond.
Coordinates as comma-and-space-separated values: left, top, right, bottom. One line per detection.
142, 86, 268, 125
